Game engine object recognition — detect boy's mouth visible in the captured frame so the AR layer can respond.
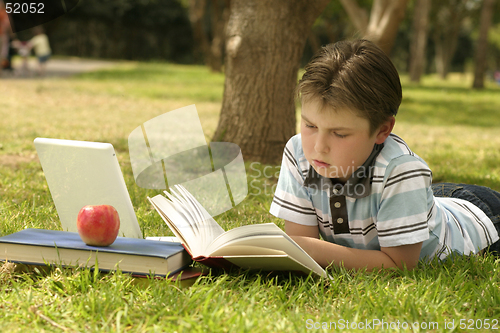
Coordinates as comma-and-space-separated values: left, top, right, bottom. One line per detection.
313, 159, 330, 168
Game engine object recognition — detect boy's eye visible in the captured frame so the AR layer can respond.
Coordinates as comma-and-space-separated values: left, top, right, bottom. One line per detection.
305, 124, 316, 129
334, 132, 346, 138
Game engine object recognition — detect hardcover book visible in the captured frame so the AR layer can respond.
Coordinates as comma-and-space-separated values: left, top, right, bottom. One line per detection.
0, 228, 192, 277
148, 185, 327, 277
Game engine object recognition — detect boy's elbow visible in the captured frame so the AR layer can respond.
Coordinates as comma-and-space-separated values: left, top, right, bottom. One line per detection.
381, 242, 423, 271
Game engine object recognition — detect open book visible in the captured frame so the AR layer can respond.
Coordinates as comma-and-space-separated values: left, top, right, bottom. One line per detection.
148, 185, 327, 277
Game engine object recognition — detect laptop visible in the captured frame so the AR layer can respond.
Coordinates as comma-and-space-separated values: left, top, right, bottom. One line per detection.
34, 138, 143, 239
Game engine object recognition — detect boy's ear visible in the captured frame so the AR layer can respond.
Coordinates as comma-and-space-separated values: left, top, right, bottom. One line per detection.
375, 117, 395, 144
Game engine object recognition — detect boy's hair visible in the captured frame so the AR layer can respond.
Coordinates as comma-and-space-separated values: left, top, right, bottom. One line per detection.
297, 39, 402, 135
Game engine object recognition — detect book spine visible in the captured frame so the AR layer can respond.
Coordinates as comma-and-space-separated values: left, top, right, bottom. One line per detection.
181, 244, 192, 257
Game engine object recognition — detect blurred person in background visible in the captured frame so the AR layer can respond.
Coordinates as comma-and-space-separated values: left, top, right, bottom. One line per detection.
12, 38, 30, 76
27, 25, 51, 76
0, 0, 11, 74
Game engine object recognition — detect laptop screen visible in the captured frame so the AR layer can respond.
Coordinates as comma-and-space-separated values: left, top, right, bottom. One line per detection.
34, 138, 143, 239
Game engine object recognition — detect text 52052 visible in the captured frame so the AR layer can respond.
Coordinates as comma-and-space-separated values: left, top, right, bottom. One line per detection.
5, 3, 45, 14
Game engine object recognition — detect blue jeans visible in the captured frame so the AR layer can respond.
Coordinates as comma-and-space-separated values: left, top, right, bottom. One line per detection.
431, 183, 500, 256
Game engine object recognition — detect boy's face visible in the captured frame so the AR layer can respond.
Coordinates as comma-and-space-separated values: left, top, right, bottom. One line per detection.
301, 98, 389, 182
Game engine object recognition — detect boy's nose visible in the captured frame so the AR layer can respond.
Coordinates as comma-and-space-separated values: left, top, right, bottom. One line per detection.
314, 136, 330, 154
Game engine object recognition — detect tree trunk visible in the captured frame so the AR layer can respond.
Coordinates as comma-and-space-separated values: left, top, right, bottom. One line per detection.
472, 0, 496, 89
307, 30, 322, 55
431, 1, 468, 80
433, 24, 461, 80
339, 0, 409, 55
212, 0, 330, 164
339, 0, 368, 34
208, 0, 230, 72
433, 35, 455, 79
409, 0, 430, 83
366, 0, 410, 54
189, 0, 230, 71
188, 0, 211, 63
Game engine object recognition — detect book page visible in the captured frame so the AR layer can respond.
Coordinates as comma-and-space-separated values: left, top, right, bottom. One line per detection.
207, 234, 324, 275
205, 223, 285, 254
224, 255, 327, 277
163, 190, 202, 238
174, 185, 225, 243
148, 195, 202, 255
210, 245, 287, 256
149, 185, 225, 257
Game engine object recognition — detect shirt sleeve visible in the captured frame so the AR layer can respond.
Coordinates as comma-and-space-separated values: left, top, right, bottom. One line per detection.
376, 155, 432, 247
269, 137, 318, 226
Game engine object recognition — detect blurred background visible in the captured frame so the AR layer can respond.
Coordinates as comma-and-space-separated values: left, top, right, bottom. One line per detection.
3, 0, 500, 84
1, 0, 499, 168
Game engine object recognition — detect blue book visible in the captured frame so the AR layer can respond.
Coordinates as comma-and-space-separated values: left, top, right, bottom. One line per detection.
0, 228, 192, 277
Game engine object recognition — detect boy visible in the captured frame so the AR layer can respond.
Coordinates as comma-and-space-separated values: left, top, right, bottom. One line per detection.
270, 40, 500, 271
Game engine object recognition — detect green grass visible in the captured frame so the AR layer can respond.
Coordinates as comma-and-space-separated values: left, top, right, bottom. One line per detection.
74, 62, 226, 102
1, 61, 500, 332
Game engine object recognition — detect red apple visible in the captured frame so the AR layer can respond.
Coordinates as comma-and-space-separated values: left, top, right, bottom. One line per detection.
77, 205, 120, 246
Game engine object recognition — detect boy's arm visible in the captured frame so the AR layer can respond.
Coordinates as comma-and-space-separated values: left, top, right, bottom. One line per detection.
285, 220, 422, 271
285, 220, 319, 238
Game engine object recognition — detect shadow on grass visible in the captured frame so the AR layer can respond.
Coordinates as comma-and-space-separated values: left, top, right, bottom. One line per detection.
74, 63, 223, 83
403, 83, 500, 95
399, 88, 500, 127
399, 74, 500, 127
399, 99, 500, 127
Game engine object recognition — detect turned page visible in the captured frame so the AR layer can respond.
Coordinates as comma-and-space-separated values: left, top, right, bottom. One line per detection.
148, 185, 224, 257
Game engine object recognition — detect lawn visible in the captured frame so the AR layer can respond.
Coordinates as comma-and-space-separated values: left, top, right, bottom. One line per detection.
1, 61, 499, 332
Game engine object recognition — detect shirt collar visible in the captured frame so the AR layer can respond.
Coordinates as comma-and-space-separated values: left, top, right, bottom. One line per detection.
303, 143, 384, 199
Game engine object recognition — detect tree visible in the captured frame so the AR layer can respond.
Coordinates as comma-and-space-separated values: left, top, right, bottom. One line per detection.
408, 0, 430, 83
209, 0, 230, 72
430, 0, 475, 79
472, 0, 497, 89
188, 0, 230, 72
45, 0, 193, 62
305, 1, 353, 57
339, 0, 410, 55
212, 0, 330, 164
188, 0, 211, 64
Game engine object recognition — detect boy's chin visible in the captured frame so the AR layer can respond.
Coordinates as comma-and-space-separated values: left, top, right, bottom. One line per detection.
312, 165, 334, 178
312, 165, 350, 182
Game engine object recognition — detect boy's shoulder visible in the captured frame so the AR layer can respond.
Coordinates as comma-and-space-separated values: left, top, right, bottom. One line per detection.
286, 133, 302, 147
283, 134, 309, 174
380, 133, 423, 160
377, 133, 431, 176
284, 133, 305, 158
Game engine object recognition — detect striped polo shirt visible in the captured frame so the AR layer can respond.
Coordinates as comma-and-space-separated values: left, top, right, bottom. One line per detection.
270, 133, 499, 260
